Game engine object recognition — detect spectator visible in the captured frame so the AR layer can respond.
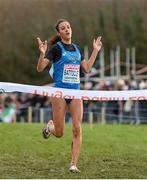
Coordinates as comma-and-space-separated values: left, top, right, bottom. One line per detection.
0, 96, 16, 123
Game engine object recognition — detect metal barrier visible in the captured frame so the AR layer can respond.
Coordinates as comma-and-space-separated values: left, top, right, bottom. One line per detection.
13, 100, 147, 124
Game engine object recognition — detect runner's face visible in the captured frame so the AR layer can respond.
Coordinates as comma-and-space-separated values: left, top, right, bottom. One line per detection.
57, 21, 72, 41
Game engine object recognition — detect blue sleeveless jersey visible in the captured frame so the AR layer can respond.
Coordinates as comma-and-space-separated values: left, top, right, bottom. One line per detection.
52, 42, 81, 89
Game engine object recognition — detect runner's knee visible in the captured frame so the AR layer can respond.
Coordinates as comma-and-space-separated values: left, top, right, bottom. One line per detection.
72, 124, 81, 138
55, 129, 64, 138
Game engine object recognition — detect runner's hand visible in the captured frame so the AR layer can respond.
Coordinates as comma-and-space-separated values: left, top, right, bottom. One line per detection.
93, 36, 102, 51
37, 37, 47, 55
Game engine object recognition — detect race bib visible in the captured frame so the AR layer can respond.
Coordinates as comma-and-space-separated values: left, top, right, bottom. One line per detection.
62, 64, 80, 83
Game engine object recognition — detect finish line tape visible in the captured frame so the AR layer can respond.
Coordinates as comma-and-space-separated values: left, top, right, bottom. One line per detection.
0, 82, 147, 101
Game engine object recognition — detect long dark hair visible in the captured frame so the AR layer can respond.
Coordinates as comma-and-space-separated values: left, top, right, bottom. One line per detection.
47, 19, 68, 51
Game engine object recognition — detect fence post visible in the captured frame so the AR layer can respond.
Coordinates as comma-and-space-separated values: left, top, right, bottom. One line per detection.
115, 45, 121, 79
100, 48, 105, 79
28, 106, 32, 123
101, 102, 106, 124
131, 46, 136, 77
110, 49, 115, 77
126, 48, 131, 78
134, 101, 140, 125
13, 112, 17, 123
118, 101, 123, 124
89, 111, 93, 129
40, 108, 44, 123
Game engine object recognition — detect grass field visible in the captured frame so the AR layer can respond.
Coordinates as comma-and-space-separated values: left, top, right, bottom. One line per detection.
0, 123, 147, 179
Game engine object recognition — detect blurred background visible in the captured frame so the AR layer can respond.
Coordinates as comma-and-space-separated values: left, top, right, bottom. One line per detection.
0, 0, 147, 124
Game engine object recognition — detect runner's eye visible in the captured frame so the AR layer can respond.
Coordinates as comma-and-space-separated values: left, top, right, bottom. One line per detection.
61, 27, 65, 30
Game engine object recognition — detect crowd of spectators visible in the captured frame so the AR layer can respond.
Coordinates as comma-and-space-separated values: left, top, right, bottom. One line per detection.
0, 92, 51, 123
0, 77, 147, 123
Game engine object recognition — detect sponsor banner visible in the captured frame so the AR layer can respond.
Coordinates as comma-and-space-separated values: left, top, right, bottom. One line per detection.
0, 82, 147, 101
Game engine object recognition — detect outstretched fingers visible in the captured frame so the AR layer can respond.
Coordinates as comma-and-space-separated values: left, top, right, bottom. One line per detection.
96, 36, 102, 47
96, 36, 102, 43
37, 37, 48, 50
44, 40, 47, 46
37, 37, 43, 46
97, 36, 102, 40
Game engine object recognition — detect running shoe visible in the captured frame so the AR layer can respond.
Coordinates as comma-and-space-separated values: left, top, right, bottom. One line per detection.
42, 120, 53, 139
69, 165, 80, 173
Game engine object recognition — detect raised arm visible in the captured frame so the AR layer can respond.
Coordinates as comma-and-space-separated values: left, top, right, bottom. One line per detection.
81, 36, 102, 73
36, 37, 49, 72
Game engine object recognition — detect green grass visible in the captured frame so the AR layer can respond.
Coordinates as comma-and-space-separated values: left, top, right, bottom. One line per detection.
0, 123, 147, 179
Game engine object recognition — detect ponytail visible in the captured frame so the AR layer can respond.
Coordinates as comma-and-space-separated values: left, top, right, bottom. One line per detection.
47, 34, 61, 51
